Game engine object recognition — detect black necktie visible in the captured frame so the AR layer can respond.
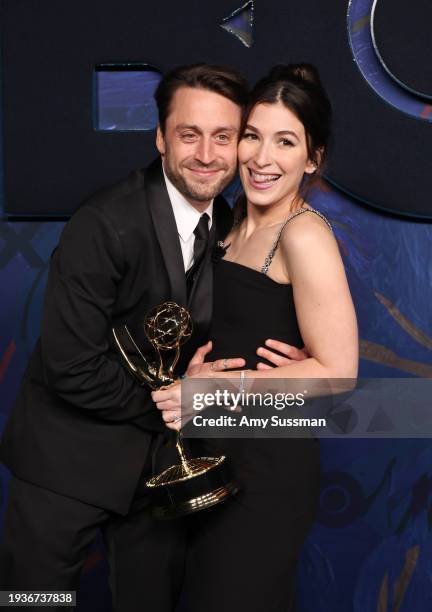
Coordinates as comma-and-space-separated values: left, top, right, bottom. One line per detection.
186, 213, 210, 295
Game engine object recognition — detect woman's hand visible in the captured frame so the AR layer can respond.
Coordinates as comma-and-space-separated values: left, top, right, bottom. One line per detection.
152, 343, 246, 431
187, 337, 308, 377
152, 382, 183, 431
186, 341, 246, 376
256, 339, 309, 370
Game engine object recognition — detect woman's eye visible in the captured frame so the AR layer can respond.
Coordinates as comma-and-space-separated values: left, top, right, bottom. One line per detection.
280, 138, 294, 146
242, 132, 258, 140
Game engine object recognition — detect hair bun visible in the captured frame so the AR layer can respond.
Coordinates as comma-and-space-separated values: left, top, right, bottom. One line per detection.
291, 63, 321, 85
269, 63, 321, 87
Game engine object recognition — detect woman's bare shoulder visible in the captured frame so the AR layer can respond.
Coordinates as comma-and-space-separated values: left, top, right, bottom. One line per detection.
280, 207, 335, 254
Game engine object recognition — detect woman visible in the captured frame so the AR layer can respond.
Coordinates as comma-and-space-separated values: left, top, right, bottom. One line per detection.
153, 64, 358, 611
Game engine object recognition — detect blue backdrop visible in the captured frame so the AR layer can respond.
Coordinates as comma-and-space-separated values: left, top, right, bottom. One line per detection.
1, 182, 431, 610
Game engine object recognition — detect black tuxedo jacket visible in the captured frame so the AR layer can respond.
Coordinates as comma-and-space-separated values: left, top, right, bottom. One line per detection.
1, 159, 233, 514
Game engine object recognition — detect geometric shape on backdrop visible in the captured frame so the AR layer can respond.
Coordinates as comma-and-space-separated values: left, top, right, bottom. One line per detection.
0, 224, 44, 268
220, 1, 254, 48
2, 0, 432, 217
349, 0, 432, 123
318, 471, 367, 528
94, 64, 162, 131
371, 0, 432, 100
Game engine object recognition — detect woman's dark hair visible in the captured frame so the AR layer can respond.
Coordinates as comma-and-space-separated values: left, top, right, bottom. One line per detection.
155, 63, 248, 133
244, 63, 332, 180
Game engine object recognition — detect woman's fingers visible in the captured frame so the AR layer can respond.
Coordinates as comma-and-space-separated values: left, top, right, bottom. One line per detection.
152, 384, 181, 416
166, 419, 182, 432
256, 340, 309, 366
161, 409, 182, 431
209, 357, 246, 372
265, 339, 309, 360
256, 362, 273, 370
154, 399, 177, 412
161, 409, 180, 423
151, 389, 171, 403
187, 347, 247, 377
256, 346, 292, 366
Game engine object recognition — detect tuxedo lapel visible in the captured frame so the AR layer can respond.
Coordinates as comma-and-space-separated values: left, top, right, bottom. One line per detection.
145, 159, 187, 307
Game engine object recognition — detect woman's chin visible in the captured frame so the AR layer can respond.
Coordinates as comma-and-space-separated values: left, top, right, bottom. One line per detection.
242, 188, 278, 208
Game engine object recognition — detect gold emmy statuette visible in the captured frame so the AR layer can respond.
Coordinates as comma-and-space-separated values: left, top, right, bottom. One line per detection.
113, 301, 238, 519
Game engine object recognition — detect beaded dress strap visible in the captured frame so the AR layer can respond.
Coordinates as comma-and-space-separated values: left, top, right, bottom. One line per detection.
261, 208, 332, 275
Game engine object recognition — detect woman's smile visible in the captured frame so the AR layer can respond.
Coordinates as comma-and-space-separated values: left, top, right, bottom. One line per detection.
247, 168, 282, 190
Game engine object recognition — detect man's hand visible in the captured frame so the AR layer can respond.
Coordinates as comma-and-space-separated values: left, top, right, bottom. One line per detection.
256, 339, 309, 370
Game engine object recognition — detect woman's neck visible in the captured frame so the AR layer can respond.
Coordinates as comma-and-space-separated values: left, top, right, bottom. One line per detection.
243, 195, 304, 234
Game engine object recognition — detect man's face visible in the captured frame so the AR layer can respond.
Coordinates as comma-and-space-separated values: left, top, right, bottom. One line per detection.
156, 87, 241, 209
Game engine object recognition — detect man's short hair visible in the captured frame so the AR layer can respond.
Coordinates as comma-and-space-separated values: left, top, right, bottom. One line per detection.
154, 63, 248, 132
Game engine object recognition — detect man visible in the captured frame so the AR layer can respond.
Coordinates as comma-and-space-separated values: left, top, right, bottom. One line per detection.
0, 63, 304, 610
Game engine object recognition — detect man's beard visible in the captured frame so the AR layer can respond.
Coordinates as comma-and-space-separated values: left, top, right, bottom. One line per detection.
163, 152, 235, 203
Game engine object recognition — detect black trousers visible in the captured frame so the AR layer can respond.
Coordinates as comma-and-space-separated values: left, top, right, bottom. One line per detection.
0, 447, 186, 612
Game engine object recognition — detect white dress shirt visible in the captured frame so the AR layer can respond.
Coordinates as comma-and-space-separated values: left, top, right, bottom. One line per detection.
163, 168, 213, 272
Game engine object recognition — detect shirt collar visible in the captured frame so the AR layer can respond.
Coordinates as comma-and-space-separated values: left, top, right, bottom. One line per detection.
162, 166, 213, 242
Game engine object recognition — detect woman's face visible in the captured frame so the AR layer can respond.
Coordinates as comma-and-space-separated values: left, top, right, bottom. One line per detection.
238, 101, 316, 209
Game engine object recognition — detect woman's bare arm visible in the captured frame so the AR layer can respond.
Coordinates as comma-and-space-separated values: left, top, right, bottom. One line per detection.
251, 212, 358, 380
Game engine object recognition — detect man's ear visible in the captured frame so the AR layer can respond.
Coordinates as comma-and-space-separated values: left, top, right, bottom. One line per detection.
156, 124, 165, 156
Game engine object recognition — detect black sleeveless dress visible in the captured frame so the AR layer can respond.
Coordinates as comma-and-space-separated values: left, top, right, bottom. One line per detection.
184, 210, 327, 612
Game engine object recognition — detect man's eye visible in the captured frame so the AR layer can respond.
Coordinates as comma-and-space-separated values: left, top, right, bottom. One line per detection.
182, 133, 197, 141
216, 134, 230, 142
